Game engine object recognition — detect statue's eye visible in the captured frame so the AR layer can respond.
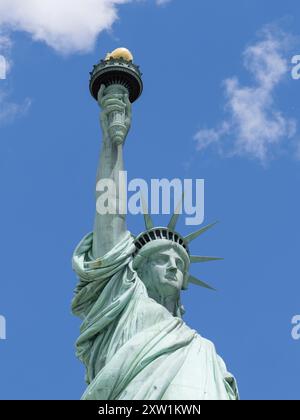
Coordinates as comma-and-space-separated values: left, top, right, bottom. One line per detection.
156, 255, 168, 265
176, 260, 184, 271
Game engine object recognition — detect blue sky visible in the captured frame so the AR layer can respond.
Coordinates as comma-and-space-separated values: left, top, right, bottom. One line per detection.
0, 0, 299, 400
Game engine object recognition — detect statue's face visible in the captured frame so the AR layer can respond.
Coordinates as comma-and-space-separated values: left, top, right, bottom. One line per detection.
145, 248, 187, 297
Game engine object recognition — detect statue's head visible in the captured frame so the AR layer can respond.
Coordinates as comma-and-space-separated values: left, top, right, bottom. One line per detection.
132, 220, 220, 309
131, 198, 220, 315
132, 238, 190, 317
133, 239, 190, 299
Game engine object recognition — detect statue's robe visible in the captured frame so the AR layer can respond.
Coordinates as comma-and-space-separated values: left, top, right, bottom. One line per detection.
72, 231, 238, 400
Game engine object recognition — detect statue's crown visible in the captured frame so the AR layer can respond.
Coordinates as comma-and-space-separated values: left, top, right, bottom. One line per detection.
132, 195, 222, 291
133, 227, 189, 257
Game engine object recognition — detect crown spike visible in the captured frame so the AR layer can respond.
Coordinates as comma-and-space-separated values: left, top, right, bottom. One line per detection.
167, 191, 184, 231
190, 256, 223, 263
188, 275, 216, 291
140, 193, 154, 230
184, 221, 219, 243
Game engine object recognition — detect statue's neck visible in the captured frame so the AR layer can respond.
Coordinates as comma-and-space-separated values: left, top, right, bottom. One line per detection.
148, 291, 181, 317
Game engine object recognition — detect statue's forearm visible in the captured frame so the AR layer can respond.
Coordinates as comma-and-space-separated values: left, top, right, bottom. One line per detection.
92, 84, 131, 258
92, 139, 127, 258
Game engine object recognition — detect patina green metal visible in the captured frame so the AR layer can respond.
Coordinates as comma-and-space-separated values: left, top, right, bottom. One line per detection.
72, 50, 239, 400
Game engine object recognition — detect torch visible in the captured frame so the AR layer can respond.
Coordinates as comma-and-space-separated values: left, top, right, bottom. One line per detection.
89, 48, 143, 144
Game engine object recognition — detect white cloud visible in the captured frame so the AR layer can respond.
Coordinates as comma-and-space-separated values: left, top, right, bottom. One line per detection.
0, 0, 134, 54
194, 26, 297, 162
0, 0, 176, 55
0, 0, 174, 123
156, 0, 172, 5
0, 55, 6, 80
0, 1, 172, 54
0, 33, 11, 79
0, 0, 173, 123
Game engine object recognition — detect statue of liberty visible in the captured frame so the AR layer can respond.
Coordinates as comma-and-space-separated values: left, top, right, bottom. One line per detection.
72, 48, 239, 400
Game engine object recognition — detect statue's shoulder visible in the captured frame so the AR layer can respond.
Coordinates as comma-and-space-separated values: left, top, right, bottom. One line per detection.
193, 332, 217, 352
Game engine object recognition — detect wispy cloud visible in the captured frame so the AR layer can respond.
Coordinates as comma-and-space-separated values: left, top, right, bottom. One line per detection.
156, 0, 172, 5
0, 32, 31, 124
0, 92, 31, 124
194, 25, 297, 162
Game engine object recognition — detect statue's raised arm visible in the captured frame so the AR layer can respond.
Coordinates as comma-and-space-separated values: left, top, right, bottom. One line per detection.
88, 48, 142, 258
92, 83, 132, 258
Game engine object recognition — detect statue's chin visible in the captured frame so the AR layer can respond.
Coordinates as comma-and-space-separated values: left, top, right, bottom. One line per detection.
148, 285, 180, 302
162, 277, 182, 292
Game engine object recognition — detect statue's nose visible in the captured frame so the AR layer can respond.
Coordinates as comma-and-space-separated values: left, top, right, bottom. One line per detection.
167, 258, 177, 272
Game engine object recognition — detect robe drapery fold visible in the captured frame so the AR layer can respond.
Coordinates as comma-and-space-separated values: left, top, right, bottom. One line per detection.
72, 231, 238, 400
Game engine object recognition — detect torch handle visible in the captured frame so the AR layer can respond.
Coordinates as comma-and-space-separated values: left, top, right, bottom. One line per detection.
98, 83, 131, 146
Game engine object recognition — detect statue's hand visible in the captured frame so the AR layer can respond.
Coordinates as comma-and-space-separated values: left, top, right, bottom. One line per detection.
123, 92, 132, 135
98, 84, 132, 146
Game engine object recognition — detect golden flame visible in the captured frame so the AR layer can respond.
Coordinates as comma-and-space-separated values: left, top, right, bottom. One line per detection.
105, 47, 133, 62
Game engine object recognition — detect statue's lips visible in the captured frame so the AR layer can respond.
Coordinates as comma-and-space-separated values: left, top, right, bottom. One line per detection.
165, 274, 177, 282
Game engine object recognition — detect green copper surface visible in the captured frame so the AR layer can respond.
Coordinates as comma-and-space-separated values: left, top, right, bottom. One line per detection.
72, 54, 239, 401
